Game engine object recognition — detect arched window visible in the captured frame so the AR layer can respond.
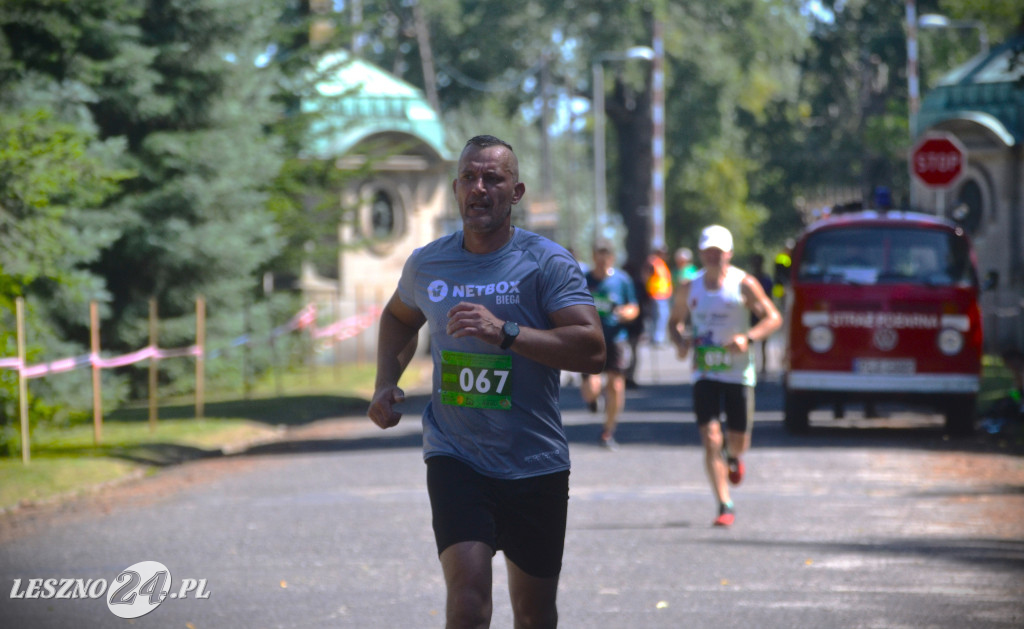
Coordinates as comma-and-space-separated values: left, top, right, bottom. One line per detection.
370, 190, 395, 239
952, 179, 983, 235
359, 185, 405, 255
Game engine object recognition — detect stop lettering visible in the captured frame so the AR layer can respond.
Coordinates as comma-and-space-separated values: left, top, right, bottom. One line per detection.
911, 134, 965, 187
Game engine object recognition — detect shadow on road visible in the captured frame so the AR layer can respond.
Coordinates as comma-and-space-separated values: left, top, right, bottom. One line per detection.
109, 394, 371, 426
101, 380, 1018, 465
697, 535, 1024, 573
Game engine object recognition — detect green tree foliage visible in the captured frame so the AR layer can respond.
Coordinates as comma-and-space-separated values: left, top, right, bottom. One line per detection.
658, 0, 807, 254
89, 0, 291, 396
354, 1, 809, 265
0, 0, 140, 434
358, 0, 1018, 258
2, 0, 1015, 433
749, 0, 1020, 249
0, 0, 293, 426
260, 5, 385, 284
0, 106, 131, 441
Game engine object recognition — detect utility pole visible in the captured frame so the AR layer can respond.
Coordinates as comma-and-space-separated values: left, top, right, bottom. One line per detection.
412, 1, 440, 113
539, 53, 553, 200
651, 21, 666, 250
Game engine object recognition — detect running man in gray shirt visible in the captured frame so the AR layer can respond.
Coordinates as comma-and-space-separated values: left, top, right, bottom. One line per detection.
368, 135, 605, 628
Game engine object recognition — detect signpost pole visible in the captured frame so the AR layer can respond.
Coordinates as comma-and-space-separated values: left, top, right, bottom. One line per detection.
910, 132, 966, 216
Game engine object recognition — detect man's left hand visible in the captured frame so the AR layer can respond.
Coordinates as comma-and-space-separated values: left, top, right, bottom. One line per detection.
446, 302, 504, 345
728, 334, 751, 353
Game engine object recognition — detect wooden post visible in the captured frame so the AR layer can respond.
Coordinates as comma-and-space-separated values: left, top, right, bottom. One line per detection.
243, 298, 252, 399
374, 286, 384, 364
333, 288, 341, 381
148, 298, 159, 432
195, 296, 205, 420
356, 284, 365, 366
15, 297, 29, 464
90, 300, 102, 445
269, 303, 282, 396
310, 300, 319, 383
270, 330, 282, 397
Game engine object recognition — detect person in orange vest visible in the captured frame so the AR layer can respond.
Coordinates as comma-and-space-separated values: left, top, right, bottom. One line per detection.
644, 246, 673, 346
674, 247, 699, 285
772, 239, 794, 304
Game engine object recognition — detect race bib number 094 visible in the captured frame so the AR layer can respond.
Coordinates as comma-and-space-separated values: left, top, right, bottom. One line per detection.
441, 351, 512, 410
695, 345, 732, 372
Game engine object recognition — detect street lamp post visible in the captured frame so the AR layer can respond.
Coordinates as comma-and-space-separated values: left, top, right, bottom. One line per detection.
592, 46, 654, 242
919, 13, 989, 55
907, 0, 919, 209
908, 8, 989, 209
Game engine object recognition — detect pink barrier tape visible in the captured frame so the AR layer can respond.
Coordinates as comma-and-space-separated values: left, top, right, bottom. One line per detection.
291, 304, 318, 330
268, 304, 317, 339
155, 346, 202, 359
20, 353, 92, 379
311, 307, 382, 341
0, 303, 381, 378
92, 346, 158, 369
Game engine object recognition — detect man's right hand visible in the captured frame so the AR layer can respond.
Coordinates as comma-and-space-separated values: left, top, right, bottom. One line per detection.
674, 336, 693, 361
368, 386, 406, 429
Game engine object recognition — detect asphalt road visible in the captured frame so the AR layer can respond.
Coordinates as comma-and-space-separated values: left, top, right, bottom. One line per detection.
2, 344, 1023, 628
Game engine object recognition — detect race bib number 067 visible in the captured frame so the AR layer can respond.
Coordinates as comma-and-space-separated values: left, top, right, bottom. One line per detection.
441, 351, 512, 410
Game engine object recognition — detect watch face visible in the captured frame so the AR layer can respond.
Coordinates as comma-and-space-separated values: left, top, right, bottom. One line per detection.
501, 321, 519, 348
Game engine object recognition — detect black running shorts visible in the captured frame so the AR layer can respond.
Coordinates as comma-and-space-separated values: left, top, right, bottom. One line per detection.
603, 338, 632, 373
425, 456, 569, 578
693, 379, 755, 434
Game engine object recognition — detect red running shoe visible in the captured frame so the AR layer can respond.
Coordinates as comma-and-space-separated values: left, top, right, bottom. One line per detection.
728, 457, 745, 485
713, 504, 735, 527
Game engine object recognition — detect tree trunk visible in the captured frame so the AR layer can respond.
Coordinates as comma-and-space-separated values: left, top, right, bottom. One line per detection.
606, 73, 653, 282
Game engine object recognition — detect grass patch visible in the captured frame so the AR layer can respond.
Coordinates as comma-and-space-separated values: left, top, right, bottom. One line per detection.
0, 419, 276, 510
980, 354, 1018, 408
0, 458, 138, 508
1, 360, 428, 511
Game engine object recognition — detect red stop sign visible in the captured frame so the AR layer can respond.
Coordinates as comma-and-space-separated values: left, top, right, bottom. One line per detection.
912, 133, 965, 187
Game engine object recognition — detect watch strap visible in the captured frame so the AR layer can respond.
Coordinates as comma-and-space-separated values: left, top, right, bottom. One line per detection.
500, 321, 519, 349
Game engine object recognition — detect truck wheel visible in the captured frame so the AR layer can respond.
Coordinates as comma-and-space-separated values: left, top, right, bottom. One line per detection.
784, 391, 811, 434
944, 396, 976, 436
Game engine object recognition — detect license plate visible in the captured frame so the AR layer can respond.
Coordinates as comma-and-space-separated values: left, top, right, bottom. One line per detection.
853, 358, 916, 374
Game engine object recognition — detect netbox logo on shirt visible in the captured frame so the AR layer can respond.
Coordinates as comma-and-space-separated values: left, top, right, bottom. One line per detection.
427, 279, 521, 304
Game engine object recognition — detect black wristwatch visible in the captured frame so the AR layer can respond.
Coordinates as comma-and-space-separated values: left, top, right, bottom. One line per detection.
500, 321, 520, 349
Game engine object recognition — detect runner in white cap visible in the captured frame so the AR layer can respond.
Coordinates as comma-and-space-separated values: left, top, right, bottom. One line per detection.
668, 224, 782, 526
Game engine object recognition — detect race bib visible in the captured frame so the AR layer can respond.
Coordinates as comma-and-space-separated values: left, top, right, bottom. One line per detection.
441, 351, 513, 410
695, 345, 732, 372
592, 292, 614, 318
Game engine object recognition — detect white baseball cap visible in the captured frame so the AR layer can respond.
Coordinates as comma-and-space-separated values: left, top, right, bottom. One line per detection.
698, 224, 733, 252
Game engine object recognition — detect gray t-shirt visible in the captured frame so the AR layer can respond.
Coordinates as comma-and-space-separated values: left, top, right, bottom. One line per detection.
397, 228, 593, 479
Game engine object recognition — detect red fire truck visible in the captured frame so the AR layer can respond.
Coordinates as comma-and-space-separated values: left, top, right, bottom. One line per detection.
783, 211, 983, 435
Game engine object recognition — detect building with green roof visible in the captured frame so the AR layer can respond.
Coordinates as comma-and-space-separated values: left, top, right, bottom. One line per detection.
914, 32, 1024, 352
298, 51, 455, 350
